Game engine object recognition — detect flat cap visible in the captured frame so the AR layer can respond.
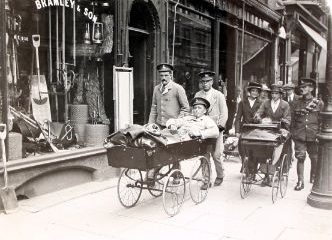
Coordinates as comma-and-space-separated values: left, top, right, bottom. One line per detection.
191, 97, 210, 109
298, 78, 316, 88
198, 71, 216, 80
157, 63, 174, 72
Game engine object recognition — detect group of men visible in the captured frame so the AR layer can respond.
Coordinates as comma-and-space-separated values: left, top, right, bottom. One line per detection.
148, 63, 227, 187
147, 62, 323, 192
234, 78, 323, 191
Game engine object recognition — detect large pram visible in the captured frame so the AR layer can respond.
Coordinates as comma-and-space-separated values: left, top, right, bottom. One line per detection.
239, 123, 292, 203
105, 124, 216, 216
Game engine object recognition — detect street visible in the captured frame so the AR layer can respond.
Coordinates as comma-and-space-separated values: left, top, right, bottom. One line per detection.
1, 157, 332, 240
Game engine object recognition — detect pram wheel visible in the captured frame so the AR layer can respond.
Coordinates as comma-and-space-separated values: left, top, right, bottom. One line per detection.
189, 156, 211, 204
240, 157, 252, 199
117, 168, 143, 208
162, 169, 186, 216
148, 166, 170, 197
279, 154, 289, 198
271, 170, 279, 203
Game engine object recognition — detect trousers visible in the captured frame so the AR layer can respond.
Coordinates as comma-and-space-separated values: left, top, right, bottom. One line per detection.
294, 139, 318, 182
211, 131, 225, 178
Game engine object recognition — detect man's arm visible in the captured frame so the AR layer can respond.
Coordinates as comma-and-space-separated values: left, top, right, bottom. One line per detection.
200, 117, 219, 139
148, 88, 157, 123
177, 86, 190, 117
217, 92, 228, 128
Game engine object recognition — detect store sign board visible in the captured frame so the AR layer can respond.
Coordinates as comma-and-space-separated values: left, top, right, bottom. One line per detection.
113, 67, 133, 131
34, 0, 98, 22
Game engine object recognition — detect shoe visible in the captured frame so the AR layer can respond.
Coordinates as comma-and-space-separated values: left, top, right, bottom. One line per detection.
310, 175, 315, 184
214, 177, 224, 187
200, 182, 212, 190
172, 178, 180, 185
294, 181, 304, 191
261, 176, 271, 187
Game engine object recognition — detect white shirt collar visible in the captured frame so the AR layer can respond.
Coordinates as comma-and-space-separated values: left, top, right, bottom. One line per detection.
248, 98, 256, 108
271, 99, 280, 113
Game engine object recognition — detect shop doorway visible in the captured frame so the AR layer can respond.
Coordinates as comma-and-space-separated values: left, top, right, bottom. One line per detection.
128, 1, 157, 125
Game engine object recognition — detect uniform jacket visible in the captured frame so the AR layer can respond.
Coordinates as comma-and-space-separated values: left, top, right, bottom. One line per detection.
148, 81, 190, 126
195, 88, 228, 129
234, 97, 262, 133
166, 115, 219, 139
256, 99, 291, 128
284, 94, 300, 112
291, 96, 323, 142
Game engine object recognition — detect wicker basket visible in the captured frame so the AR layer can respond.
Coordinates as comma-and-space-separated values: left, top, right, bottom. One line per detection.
69, 104, 89, 124
85, 124, 109, 147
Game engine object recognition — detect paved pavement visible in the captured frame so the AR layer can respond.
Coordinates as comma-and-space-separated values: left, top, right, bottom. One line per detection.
1, 156, 331, 240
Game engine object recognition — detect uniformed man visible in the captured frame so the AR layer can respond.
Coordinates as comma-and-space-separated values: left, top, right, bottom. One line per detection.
148, 63, 190, 128
147, 63, 189, 183
292, 78, 324, 190
195, 71, 228, 187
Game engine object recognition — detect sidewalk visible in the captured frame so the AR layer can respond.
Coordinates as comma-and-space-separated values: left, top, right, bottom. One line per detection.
0, 157, 331, 240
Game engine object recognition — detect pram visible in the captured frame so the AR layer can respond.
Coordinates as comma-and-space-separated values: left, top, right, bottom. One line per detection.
105, 125, 216, 216
238, 123, 292, 203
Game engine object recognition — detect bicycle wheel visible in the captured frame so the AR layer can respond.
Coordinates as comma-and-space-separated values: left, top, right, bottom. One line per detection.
189, 156, 211, 204
162, 169, 186, 217
117, 168, 143, 208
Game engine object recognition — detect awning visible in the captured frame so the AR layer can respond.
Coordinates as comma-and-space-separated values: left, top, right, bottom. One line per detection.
298, 20, 327, 50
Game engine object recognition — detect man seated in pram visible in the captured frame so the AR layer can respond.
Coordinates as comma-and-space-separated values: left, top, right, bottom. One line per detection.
249, 83, 291, 185
147, 97, 219, 184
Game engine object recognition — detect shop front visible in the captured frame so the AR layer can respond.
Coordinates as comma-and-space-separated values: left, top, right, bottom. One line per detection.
0, 0, 167, 200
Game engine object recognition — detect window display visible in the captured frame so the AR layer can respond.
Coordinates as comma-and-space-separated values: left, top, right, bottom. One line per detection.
3, 0, 114, 159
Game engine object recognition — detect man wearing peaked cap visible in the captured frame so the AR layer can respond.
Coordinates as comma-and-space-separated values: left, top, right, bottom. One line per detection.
195, 70, 228, 187
166, 96, 218, 142
148, 63, 189, 183
292, 78, 323, 190
149, 63, 189, 127
156, 63, 174, 72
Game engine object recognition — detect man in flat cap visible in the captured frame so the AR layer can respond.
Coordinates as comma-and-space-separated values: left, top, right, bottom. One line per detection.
292, 78, 323, 191
149, 63, 190, 127
283, 83, 299, 109
195, 71, 228, 187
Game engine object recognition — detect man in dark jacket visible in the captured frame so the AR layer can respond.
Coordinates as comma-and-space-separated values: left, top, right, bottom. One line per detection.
292, 78, 324, 190
234, 82, 263, 137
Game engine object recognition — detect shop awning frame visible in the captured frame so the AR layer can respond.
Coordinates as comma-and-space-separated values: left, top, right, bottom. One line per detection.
298, 20, 327, 50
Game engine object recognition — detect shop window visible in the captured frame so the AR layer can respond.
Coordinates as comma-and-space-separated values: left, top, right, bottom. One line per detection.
3, 1, 114, 160
168, 1, 212, 101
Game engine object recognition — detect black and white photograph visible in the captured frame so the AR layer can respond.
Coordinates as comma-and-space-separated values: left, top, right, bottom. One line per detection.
0, 0, 332, 239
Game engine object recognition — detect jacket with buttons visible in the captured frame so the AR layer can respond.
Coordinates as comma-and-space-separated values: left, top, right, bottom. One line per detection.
291, 96, 323, 142
148, 81, 190, 126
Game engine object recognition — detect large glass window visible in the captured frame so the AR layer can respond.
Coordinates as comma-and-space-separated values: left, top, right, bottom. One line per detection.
3, 1, 114, 160
168, 2, 212, 101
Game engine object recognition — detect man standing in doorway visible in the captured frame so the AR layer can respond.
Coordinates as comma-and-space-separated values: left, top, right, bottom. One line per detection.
195, 71, 228, 187
148, 63, 190, 128
292, 78, 323, 190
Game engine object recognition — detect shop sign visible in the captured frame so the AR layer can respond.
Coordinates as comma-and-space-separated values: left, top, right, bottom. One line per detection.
34, 0, 98, 22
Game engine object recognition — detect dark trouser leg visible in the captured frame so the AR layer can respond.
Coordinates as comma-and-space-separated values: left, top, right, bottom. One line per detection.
307, 141, 318, 183
294, 140, 307, 182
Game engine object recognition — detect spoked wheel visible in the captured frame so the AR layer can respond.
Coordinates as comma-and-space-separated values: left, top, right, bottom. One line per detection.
240, 157, 252, 199
279, 154, 289, 198
117, 168, 143, 208
189, 156, 211, 204
271, 170, 280, 203
162, 169, 186, 217
148, 166, 171, 197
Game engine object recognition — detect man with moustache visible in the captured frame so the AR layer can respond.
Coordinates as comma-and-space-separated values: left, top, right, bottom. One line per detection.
148, 63, 190, 128
195, 71, 228, 187
292, 78, 324, 190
